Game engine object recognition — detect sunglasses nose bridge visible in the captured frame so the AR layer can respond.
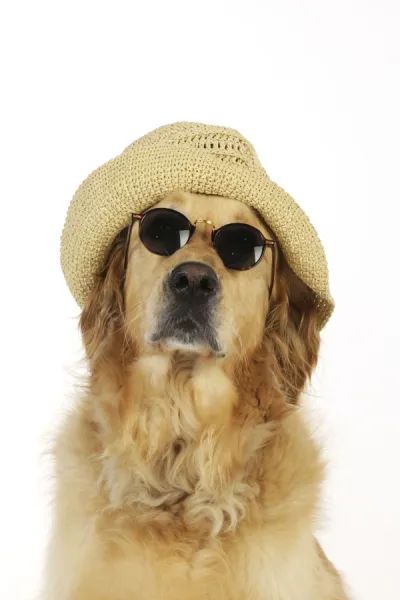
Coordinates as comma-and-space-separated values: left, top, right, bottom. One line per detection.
193, 218, 215, 244
193, 218, 215, 230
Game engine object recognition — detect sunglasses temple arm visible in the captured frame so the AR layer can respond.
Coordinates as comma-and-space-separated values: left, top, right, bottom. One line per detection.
123, 214, 136, 273
268, 242, 277, 299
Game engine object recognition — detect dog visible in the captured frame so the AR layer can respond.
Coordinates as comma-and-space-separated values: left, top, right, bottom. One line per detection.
43, 190, 349, 599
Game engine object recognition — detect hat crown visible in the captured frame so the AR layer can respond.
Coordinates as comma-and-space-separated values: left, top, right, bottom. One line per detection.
125, 121, 262, 170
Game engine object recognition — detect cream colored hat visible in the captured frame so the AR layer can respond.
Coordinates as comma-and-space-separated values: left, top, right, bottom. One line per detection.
61, 122, 334, 329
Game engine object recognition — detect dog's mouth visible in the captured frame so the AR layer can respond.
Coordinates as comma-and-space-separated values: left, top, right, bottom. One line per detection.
148, 309, 221, 354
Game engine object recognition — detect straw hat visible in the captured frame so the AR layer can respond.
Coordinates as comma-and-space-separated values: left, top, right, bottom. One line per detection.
61, 122, 334, 329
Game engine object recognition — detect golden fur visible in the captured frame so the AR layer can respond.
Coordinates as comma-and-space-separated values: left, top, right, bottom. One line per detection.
43, 192, 349, 599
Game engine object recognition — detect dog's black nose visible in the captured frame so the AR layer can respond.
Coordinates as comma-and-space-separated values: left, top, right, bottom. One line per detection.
168, 262, 220, 303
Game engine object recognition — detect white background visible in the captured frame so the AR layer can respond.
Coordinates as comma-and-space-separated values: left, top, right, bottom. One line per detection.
1, 1, 399, 599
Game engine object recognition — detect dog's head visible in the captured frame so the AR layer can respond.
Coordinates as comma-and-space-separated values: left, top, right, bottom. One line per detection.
81, 191, 320, 404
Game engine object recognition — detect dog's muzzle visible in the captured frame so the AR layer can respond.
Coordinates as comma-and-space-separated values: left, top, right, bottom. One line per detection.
150, 262, 221, 352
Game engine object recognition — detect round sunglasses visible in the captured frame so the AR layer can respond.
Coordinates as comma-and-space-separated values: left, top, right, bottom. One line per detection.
123, 208, 277, 293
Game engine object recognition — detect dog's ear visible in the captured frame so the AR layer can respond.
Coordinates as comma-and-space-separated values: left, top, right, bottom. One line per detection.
265, 257, 320, 404
80, 227, 129, 361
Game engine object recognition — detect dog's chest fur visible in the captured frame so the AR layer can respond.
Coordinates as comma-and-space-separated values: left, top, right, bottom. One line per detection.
45, 354, 337, 600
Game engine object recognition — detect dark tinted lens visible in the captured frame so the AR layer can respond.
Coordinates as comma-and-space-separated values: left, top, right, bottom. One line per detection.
139, 209, 193, 256
214, 223, 265, 270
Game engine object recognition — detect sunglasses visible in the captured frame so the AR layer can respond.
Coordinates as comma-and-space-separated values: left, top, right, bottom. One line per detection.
123, 208, 277, 293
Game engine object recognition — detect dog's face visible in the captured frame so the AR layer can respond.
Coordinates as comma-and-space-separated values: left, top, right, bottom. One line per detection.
81, 191, 320, 405
124, 192, 275, 359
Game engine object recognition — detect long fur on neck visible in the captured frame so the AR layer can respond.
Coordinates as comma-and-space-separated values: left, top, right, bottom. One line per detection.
66, 343, 323, 545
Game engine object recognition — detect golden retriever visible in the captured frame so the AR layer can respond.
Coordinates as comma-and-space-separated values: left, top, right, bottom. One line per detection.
43, 191, 349, 599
